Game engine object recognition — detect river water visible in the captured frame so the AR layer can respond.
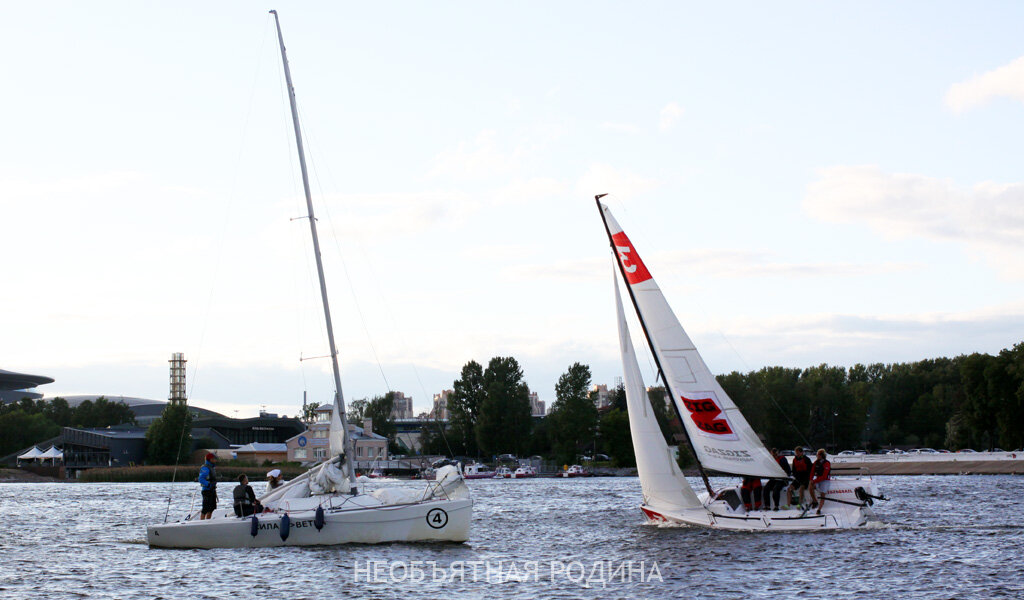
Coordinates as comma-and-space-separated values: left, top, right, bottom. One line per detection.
1, 475, 1021, 599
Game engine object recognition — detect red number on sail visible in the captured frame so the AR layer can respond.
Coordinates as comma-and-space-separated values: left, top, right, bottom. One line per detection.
681, 396, 734, 435
610, 232, 652, 284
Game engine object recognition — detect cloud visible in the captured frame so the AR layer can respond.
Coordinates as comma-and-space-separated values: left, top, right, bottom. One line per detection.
659, 102, 684, 131
946, 55, 1024, 113
804, 165, 1024, 276
702, 304, 1024, 371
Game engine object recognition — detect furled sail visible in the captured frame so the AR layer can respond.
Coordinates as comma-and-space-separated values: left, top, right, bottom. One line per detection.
600, 203, 785, 479
615, 276, 703, 511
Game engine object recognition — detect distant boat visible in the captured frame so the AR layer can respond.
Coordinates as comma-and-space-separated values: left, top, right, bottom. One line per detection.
511, 465, 537, 479
493, 466, 513, 479
597, 198, 885, 531
462, 463, 496, 479
559, 465, 590, 478
145, 11, 472, 548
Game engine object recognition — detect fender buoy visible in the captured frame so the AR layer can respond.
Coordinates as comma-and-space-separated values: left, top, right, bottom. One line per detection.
314, 505, 325, 531
280, 514, 291, 541
250, 515, 259, 537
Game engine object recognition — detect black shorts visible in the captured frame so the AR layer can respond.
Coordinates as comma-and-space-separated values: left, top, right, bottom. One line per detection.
791, 477, 809, 489
201, 489, 217, 513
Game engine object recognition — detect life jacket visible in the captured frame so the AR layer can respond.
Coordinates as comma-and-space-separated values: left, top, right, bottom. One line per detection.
199, 461, 217, 491
812, 458, 831, 482
791, 455, 812, 477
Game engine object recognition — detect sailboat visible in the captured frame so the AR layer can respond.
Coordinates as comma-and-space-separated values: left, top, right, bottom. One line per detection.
597, 198, 883, 530
146, 11, 472, 548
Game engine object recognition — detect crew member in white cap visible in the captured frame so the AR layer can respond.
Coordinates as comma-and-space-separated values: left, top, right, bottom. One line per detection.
266, 468, 284, 490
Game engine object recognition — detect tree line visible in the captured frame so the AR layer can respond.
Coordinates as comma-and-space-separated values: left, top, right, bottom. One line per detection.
418, 343, 1024, 467
0, 397, 135, 457
721, 343, 1024, 452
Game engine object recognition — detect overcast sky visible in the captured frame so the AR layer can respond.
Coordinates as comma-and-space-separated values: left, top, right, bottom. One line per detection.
3, 2, 1023, 418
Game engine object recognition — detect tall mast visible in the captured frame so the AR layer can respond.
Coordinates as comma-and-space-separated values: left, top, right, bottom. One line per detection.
595, 195, 714, 495
271, 10, 357, 486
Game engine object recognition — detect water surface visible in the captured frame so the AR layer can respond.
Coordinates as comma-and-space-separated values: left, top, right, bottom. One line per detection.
0, 475, 1021, 599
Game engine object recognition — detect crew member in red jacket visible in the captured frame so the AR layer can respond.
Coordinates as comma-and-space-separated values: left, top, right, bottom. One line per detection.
787, 446, 812, 507
809, 448, 832, 514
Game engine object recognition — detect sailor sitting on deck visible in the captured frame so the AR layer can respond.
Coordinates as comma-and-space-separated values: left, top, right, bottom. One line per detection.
740, 476, 763, 511
809, 449, 832, 515
233, 474, 262, 517
266, 468, 285, 490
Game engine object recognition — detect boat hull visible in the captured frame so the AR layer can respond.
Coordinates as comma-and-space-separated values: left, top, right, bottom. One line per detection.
641, 479, 878, 531
147, 497, 472, 549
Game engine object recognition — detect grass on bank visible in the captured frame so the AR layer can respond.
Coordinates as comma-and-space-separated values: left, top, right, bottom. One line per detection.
79, 464, 307, 483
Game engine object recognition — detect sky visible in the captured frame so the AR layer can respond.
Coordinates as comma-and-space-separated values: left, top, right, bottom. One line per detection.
3, 2, 1024, 419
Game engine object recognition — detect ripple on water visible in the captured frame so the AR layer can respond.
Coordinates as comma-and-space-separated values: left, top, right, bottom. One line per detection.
0, 475, 1022, 599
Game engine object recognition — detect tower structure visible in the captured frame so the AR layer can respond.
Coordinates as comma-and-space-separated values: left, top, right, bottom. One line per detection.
169, 352, 187, 405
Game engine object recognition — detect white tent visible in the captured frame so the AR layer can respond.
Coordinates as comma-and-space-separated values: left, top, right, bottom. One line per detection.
17, 447, 44, 460
40, 446, 64, 462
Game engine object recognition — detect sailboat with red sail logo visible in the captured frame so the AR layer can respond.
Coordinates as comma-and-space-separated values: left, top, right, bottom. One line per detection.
597, 198, 885, 530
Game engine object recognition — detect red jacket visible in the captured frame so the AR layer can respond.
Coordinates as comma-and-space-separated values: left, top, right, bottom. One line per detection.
812, 458, 831, 483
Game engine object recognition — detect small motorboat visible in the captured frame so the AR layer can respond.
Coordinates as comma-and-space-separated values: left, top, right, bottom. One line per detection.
462, 463, 496, 480
511, 465, 537, 479
560, 464, 590, 478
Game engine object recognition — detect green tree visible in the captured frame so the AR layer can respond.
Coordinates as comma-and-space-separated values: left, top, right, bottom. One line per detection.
359, 393, 397, 443
301, 401, 321, 425
547, 363, 597, 463
475, 356, 532, 457
0, 411, 60, 457
448, 361, 485, 456
145, 403, 193, 465
598, 409, 635, 467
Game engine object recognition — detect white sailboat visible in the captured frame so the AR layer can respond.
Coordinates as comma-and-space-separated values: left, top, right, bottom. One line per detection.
597, 198, 883, 530
146, 11, 472, 548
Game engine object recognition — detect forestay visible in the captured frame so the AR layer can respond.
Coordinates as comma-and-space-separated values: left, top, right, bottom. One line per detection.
600, 203, 785, 479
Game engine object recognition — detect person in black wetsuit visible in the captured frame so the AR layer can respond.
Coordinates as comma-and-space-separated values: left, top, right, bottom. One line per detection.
763, 448, 792, 510
787, 447, 812, 507
233, 474, 262, 517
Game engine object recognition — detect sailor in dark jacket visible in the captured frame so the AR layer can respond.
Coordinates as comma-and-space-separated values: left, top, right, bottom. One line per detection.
787, 447, 813, 507
763, 448, 792, 510
233, 474, 262, 517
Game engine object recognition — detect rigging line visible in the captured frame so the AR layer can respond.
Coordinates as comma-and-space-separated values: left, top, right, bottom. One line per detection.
186, 14, 274, 404
166, 15, 275, 520
298, 104, 391, 393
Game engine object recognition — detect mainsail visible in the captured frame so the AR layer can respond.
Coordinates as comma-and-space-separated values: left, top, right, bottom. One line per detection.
615, 276, 703, 511
599, 202, 785, 479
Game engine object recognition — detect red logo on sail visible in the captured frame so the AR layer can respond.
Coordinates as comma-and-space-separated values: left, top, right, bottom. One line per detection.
610, 232, 652, 284
681, 395, 733, 436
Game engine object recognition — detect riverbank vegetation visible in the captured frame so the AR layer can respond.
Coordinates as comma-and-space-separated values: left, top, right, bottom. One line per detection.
0, 397, 134, 457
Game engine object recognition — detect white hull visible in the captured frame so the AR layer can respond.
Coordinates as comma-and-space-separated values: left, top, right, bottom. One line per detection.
641, 479, 879, 531
148, 497, 471, 549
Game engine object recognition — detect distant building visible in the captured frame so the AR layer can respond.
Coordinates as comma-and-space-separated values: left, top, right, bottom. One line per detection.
0, 368, 54, 403
529, 391, 546, 416
61, 427, 148, 476
390, 392, 414, 420
234, 442, 288, 464
591, 384, 611, 409
430, 390, 451, 420
285, 405, 387, 466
